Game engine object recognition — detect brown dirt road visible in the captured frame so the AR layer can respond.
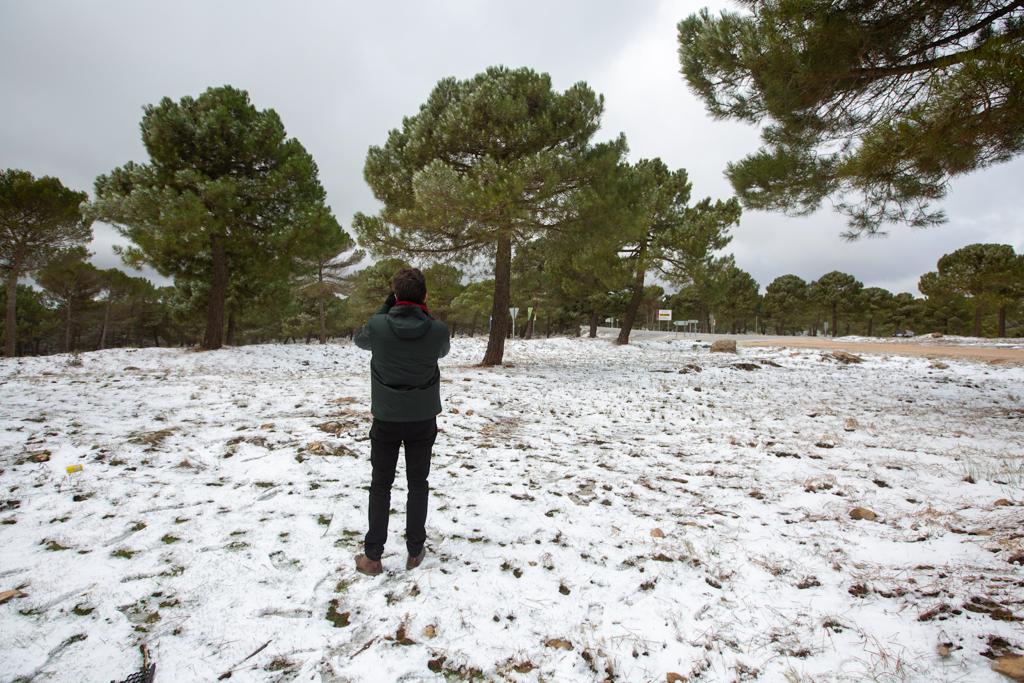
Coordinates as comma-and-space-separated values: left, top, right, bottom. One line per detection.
741, 337, 1024, 365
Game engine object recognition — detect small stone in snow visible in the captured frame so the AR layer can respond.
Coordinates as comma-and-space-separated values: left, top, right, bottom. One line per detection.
0, 589, 27, 604
993, 654, 1024, 681
844, 418, 859, 431
650, 528, 665, 538
849, 507, 877, 521
994, 499, 1013, 507
710, 340, 737, 353
544, 638, 573, 650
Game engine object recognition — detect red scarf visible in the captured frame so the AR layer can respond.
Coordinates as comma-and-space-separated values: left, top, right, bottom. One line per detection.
395, 300, 431, 315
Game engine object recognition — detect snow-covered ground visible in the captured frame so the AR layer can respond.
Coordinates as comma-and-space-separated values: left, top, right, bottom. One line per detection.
1, 338, 1022, 682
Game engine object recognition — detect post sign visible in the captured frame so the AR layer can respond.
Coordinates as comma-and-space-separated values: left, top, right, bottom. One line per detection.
657, 309, 673, 322
509, 307, 519, 320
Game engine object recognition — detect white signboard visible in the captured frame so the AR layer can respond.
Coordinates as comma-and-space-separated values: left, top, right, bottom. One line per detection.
509, 307, 519, 320
657, 309, 673, 322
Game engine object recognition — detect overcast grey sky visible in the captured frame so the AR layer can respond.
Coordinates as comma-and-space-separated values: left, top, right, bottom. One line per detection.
2, 0, 1022, 294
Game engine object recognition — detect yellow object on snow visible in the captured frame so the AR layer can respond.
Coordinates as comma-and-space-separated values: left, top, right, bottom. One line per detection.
65, 464, 83, 474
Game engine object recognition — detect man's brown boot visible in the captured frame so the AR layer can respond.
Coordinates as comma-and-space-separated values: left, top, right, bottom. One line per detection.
355, 554, 383, 576
406, 548, 425, 570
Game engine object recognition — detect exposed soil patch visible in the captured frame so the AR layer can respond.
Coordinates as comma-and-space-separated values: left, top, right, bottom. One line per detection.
743, 338, 1024, 365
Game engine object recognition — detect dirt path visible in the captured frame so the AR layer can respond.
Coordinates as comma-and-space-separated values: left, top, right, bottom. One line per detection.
741, 337, 1024, 364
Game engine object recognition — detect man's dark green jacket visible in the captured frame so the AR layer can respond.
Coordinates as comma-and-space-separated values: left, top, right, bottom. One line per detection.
354, 303, 450, 422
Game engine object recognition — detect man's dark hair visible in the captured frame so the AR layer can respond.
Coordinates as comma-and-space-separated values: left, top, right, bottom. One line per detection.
392, 268, 427, 303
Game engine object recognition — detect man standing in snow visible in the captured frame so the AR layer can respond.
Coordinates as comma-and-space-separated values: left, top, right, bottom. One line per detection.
352, 268, 450, 576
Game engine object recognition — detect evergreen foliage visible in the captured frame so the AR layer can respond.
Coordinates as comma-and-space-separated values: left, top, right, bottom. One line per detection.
936, 243, 1021, 335
615, 158, 741, 344
354, 65, 626, 365
292, 205, 363, 344
0, 169, 92, 357
858, 286, 896, 337
763, 274, 809, 334
810, 271, 864, 336
90, 85, 334, 349
449, 280, 495, 337
678, 1, 1024, 236
36, 248, 104, 352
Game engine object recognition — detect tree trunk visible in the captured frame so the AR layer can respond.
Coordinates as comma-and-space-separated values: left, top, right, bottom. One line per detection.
4, 268, 18, 358
588, 310, 599, 338
318, 297, 327, 344
997, 305, 1006, 337
99, 300, 112, 350
203, 234, 228, 350
867, 316, 874, 337
973, 303, 982, 337
470, 313, 477, 337
225, 309, 237, 346
617, 245, 647, 345
317, 262, 327, 344
831, 303, 838, 337
64, 301, 73, 353
481, 233, 512, 366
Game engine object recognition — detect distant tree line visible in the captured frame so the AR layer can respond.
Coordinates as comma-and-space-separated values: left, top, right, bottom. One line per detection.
670, 242, 1024, 338
4, 38, 1024, 359
3, 225, 1021, 357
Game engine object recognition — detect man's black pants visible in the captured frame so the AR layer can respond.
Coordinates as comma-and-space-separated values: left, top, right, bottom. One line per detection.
364, 417, 437, 562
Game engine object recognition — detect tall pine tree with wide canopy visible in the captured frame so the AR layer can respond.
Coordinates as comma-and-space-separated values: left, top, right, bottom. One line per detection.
1, 169, 92, 357
354, 66, 625, 365
678, 1, 1024, 236
936, 243, 1019, 335
91, 86, 330, 349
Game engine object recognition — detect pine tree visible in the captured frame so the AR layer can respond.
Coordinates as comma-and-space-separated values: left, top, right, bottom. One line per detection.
763, 275, 809, 334
0, 169, 92, 357
616, 159, 740, 345
290, 206, 362, 344
355, 66, 625, 365
858, 287, 895, 337
91, 86, 330, 350
678, 2, 1024, 235
810, 271, 863, 337
450, 280, 494, 338
937, 243, 1019, 336
36, 248, 103, 353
